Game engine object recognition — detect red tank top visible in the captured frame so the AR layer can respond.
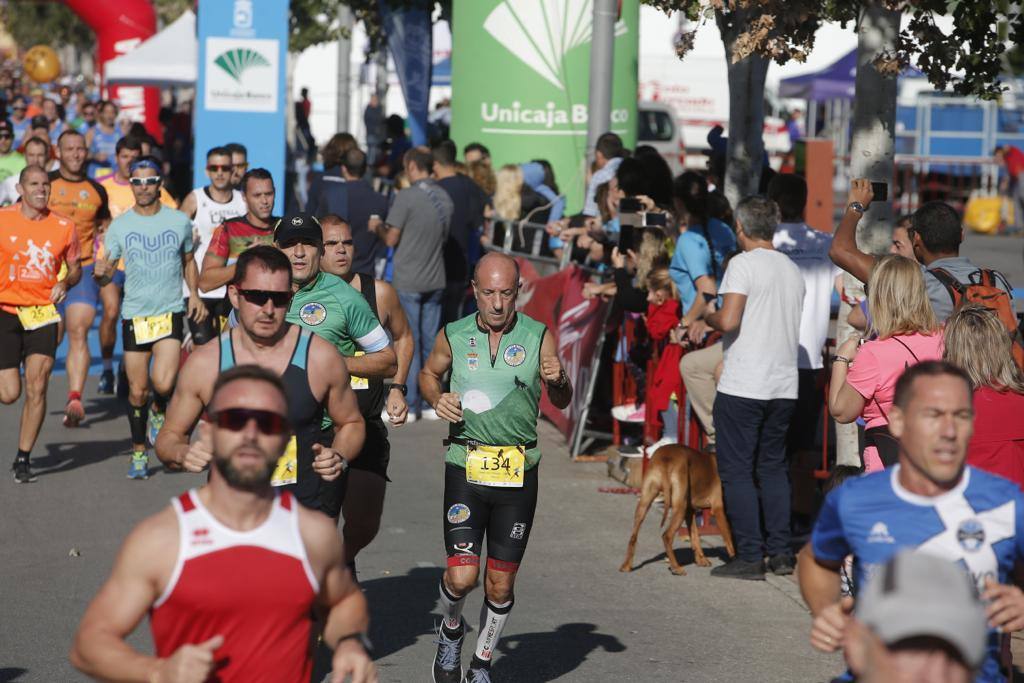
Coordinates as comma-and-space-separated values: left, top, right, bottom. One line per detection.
149, 490, 318, 682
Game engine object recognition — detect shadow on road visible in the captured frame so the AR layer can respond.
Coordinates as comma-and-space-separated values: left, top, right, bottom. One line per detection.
47, 395, 126, 429
491, 622, 626, 681
631, 544, 731, 573
34, 438, 134, 476
0, 668, 28, 682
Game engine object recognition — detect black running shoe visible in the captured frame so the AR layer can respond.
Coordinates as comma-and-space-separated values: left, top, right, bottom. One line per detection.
768, 553, 796, 576
463, 667, 492, 683
12, 458, 37, 483
97, 369, 115, 395
433, 620, 465, 683
710, 558, 766, 581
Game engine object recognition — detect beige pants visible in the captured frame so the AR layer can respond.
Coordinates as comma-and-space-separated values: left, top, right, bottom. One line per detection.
679, 341, 723, 445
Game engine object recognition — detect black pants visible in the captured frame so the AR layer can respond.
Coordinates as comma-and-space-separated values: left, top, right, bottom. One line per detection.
786, 368, 824, 456
442, 280, 468, 326
714, 392, 796, 562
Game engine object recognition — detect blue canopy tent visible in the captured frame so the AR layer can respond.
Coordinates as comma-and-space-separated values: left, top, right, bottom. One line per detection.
779, 48, 923, 101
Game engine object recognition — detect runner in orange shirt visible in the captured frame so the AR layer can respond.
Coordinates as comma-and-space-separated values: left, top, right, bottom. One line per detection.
0, 165, 81, 483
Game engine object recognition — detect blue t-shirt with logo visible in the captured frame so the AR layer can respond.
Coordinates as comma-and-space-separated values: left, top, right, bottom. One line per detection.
813, 466, 1024, 683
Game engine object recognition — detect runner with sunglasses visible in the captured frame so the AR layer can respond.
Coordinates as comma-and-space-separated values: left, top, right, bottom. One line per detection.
94, 157, 207, 479
0, 119, 26, 187
72, 365, 377, 683
179, 147, 247, 346
155, 246, 366, 517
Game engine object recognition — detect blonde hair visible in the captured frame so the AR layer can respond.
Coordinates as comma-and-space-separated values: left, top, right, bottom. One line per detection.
636, 227, 669, 285
467, 159, 495, 196
645, 266, 678, 301
493, 164, 522, 221
944, 304, 1024, 392
868, 254, 937, 339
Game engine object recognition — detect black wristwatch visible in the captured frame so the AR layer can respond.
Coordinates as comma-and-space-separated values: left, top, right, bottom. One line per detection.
848, 202, 866, 215
335, 631, 374, 656
389, 383, 407, 396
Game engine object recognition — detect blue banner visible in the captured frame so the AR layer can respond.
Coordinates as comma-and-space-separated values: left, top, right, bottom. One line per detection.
194, 0, 288, 213
379, 0, 432, 146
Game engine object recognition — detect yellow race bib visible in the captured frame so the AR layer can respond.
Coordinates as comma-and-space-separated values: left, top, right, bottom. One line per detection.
349, 350, 368, 390
271, 436, 298, 487
132, 313, 173, 344
465, 444, 526, 488
17, 304, 61, 331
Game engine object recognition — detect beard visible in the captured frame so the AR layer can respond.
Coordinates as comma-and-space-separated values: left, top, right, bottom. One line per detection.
213, 448, 274, 492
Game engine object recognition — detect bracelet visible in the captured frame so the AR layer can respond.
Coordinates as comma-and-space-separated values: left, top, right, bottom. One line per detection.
833, 355, 853, 365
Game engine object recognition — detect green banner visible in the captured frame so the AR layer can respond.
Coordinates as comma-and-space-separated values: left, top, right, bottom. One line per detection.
451, 0, 639, 214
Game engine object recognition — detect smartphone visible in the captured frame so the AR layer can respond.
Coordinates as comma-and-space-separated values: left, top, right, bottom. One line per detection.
702, 292, 717, 304
643, 212, 667, 228
569, 214, 586, 228
618, 224, 636, 252
870, 182, 888, 202
619, 197, 643, 213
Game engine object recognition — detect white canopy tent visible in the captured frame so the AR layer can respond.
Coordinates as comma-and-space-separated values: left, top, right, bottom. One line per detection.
104, 10, 197, 86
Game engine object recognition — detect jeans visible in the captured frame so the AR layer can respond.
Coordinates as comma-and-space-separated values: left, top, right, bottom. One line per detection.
398, 288, 444, 413
713, 392, 796, 562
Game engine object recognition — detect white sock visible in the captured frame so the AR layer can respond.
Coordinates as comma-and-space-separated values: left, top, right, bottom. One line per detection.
438, 579, 465, 632
474, 598, 513, 663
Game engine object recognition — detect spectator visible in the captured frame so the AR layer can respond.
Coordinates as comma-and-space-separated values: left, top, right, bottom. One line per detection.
786, 110, 804, 149
944, 304, 1024, 489
382, 147, 452, 420
467, 159, 495, 196
994, 144, 1024, 232
463, 142, 490, 166
583, 228, 669, 311
583, 132, 624, 217
433, 139, 487, 323
492, 164, 523, 223
305, 132, 358, 220
382, 114, 411, 178
829, 180, 1015, 322
769, 173, 840, 454
889, 214, 915, 259
225, 142, 249, 191
829, 255, 943, 471
800, 360, 1024, 683
706, 196, 804, 580
632, 145, 674, 209
295, 86, 315, 161
363, 93, 385, 166
672, 172, 735, 279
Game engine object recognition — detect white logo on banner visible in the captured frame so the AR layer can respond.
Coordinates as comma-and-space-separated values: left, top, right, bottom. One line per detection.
205, 37, 278, 113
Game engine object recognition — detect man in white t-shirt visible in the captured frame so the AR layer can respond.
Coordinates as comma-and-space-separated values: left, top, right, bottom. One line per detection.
769, 174, 841, 454
705, 195, 804, 581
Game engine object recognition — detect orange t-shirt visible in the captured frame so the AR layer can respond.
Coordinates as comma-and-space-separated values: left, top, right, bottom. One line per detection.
0, 205, 79, 312
47, 170, 110, 266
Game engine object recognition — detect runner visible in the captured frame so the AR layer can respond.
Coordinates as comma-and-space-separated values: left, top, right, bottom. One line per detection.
320, 213, 415, 570
94, 135, 177, 394
799, 360, 1024, 683
93, 157, 206, 479
0, 134, 42, 207
199, 167, 276, 298
9, 96, 29, 148
71, 365, 377, 683
154, 245, 366, 517
178, 146, 246, 345
84, 100, 121, 178
49, 129, 111, 427
0, 119, 26, 187
0, 165, 81, 483
225, 142, 248, 190
420, 251, 572, 682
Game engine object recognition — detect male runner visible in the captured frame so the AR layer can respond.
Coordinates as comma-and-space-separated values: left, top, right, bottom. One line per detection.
800, 361, 1024, 683
225, 142, 249, 190
9, 96, 29, 148
50, 129, 111, 426
199, 167, 277, 296
84, 100, 121, 178
179, 146, 247, 344
71, 365, 377, 683
0, 165, 81, 482
0, 133, 41, 206
421, 251, 572, 682
0, 119, 26, 186
94, 157, 206, 479
321, 213, 414, 568
155, 245, 365, 516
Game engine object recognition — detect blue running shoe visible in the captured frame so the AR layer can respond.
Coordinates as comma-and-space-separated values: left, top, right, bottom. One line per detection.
97, 370, 115, 395
147, 407, 165, 446
127, 451, 149, 480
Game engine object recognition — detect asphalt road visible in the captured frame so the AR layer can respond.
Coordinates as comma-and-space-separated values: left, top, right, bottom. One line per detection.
0, 377, 844, 683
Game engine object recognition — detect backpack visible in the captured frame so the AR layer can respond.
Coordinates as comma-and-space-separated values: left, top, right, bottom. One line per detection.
930, 267, 1024, 369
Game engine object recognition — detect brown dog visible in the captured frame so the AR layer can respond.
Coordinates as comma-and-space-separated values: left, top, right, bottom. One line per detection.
619, 444, 735, 575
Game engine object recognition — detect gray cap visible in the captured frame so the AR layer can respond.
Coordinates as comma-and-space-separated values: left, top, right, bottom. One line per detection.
856, 551, 987, 668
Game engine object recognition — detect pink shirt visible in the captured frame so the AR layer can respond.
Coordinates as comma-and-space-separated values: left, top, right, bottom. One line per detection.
846, 332, 945, 428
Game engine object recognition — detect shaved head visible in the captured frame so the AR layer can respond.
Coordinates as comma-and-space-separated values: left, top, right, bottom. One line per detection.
473, 252, 519, 286
473, 252, 520, 331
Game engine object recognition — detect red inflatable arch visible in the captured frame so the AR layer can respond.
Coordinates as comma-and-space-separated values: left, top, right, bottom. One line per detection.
63, 0, 162, 141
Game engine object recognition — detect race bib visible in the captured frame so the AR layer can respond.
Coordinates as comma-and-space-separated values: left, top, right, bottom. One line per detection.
132, 313, 173, 344
17, 304, 61, 331
271, 436, 298, 487
465, 444, 526, 488
349, 350, 368, 390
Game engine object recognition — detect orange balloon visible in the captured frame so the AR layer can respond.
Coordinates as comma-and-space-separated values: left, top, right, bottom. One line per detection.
24, 45, 60, 83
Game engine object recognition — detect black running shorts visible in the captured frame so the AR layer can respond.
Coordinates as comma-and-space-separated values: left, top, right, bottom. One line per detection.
0, 310, 59, 369
122, 311, 185, 352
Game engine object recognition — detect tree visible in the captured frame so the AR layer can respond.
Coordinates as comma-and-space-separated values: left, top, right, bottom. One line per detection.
1, 2, 94, 53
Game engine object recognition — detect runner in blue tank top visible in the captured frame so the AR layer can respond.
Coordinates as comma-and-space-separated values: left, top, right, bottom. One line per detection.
85, 101, 121, 179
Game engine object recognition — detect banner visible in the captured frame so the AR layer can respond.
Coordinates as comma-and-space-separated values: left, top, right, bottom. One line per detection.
380, 0, 433, 146
451, 0, 639, 213
194, 0, 288, 214
515, 260, 609, 447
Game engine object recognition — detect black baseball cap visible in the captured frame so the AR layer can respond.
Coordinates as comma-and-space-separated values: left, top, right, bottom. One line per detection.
274, 212, 323, 246
29, 114, 49, 129
0, 119, 12, 135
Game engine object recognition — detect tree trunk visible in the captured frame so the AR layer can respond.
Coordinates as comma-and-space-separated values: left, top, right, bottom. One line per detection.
848, 3, 900, 256
717, 9, 769, 210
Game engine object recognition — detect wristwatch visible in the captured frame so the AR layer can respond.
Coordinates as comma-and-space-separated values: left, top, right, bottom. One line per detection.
335, 631, 374, 656
389, 383, 407, 396
848, 202, 866, 214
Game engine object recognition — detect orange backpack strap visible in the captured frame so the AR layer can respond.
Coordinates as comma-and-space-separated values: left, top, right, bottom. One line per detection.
928, 267, 965, 306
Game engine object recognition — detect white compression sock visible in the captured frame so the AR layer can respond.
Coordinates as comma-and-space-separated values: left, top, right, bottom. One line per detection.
474, 598, 513, 664
438, 578, 466, 631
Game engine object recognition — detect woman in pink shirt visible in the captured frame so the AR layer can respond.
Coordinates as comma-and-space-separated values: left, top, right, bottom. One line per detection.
944, 304, 1024, 489
828, 255, 944, 471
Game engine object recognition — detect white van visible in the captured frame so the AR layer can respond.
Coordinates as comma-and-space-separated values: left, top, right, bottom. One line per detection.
637, 101, 686, 175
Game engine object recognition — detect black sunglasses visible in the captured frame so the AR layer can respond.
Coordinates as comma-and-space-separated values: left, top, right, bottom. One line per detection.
237, 288, 292, 307
207, 164, 232, 173
0, 133, 12, 139
209, 408, 290, 435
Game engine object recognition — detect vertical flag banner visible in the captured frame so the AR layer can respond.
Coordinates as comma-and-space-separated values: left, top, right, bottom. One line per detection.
195, 0, 288, 214
451, 0, 639, 213
380, 0, 433, 146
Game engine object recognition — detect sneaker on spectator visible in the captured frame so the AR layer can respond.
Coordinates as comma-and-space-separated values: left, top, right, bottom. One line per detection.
710, 558, 765, 581
645, 437, 677, 456
421, 408, 440, 421
768, 553, 796, 576
618, 443, 641, 456
611, 403, 645, 423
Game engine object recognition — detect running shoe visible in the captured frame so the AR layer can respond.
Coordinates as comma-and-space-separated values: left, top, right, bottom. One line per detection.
127, 452, 149, 480
432, 620, 465, 683
147, 407, 165, 446
97, 369, 115, 395
463, 667, 492, 683
63, 398, 85, 427
611, 402, 645, 423
12, 458, 37, 483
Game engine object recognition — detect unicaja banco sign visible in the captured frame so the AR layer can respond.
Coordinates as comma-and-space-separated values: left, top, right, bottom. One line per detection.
205, 37, 279, 113
452, 0, 639, 212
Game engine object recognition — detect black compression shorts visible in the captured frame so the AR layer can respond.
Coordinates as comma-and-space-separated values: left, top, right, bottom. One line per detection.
348, 417, 391, 479
443, 462, 539, 571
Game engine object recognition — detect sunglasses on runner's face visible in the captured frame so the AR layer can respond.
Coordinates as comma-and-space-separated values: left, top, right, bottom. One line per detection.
237, 288, 292, 307
0, 133, 12, 139
129, 176, 161, 186
209, 408, 290, 435
207, 164, 232, 173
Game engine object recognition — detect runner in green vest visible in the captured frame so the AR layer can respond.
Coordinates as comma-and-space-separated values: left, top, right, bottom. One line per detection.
421, 252, 572, 683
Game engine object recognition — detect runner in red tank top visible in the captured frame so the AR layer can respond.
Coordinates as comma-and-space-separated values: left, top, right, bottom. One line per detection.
70, 365, 377, 683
